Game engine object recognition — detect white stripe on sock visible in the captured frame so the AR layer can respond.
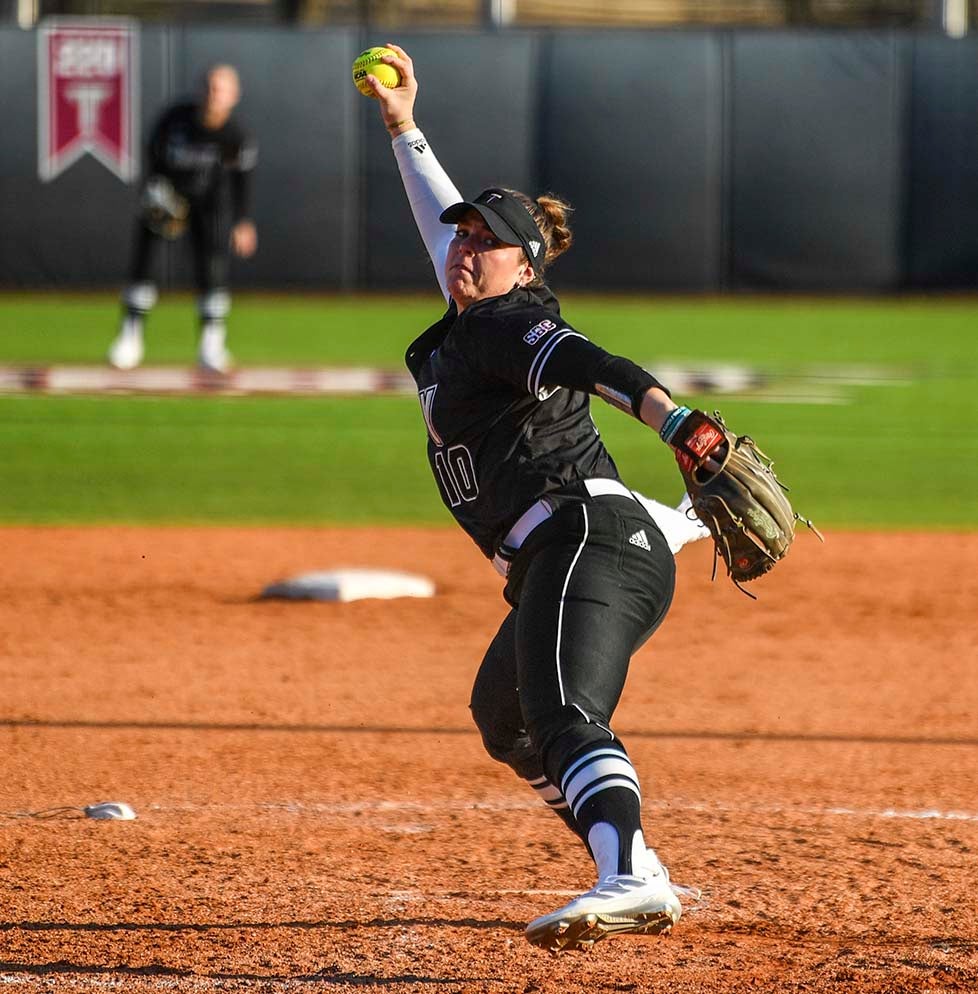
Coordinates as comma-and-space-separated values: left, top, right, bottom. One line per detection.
561, 748, 642, 819
528, 779, 565, 805
560, 747, 622, 792
571, 777, 642, 818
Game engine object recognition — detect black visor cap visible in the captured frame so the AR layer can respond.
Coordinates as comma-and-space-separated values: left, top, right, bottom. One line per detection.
439, 188, 545, 268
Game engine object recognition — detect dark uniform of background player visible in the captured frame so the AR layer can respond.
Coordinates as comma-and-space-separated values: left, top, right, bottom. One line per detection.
108, 64, 258, 373
365, 46, 707, 954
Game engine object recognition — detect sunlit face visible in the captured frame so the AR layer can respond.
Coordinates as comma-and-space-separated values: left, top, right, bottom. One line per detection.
202, 67, 240, 128
445, 210, 534, 312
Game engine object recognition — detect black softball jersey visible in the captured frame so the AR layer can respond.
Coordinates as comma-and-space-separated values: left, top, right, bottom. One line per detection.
405, 284, 668, 560
148, 102, 257, 220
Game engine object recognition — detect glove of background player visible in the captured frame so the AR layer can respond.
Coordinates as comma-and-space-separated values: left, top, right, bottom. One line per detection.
662, 408, 817, 594
140, 176, 189, 240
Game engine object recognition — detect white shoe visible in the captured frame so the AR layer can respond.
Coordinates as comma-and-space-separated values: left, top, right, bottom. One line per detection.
198, 323, 231, 374
641, 848, 702, 903
525, 862, 681, 952
108, 322, 144, 370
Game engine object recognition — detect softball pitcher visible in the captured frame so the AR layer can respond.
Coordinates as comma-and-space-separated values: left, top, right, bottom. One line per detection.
366, 45, 706, 953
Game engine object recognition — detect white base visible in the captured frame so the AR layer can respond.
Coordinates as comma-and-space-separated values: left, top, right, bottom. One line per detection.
261, 568, 435, 603
84, 801, 137, 820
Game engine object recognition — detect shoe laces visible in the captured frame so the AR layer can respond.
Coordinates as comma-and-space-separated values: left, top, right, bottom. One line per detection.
590, 874, 650, 898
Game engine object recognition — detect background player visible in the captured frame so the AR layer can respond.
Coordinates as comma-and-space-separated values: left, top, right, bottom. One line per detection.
108, 63, 258, 373
363, 45, 705, 952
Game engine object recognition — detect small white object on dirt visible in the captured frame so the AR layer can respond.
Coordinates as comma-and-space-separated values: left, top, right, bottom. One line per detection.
84, 802, 137, 821
260, 569, 435, 603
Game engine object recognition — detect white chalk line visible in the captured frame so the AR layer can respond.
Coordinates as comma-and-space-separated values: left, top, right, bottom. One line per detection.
8, 798, 976, 827
134, 798, 978, 824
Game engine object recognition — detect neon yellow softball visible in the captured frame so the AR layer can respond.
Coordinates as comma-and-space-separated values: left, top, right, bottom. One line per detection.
352, 47, 400, 98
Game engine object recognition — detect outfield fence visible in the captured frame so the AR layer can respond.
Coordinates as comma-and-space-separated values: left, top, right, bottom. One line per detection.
1, 25, 977, 292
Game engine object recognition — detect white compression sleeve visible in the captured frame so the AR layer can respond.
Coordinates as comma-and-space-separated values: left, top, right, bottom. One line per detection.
391, 129, 461, 302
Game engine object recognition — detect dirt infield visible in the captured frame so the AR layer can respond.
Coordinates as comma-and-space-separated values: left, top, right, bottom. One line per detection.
2, 526, 976, 993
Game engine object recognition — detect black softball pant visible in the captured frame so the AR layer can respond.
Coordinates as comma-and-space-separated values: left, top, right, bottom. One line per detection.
469, 493, 675, 794
129, 202, 230, 294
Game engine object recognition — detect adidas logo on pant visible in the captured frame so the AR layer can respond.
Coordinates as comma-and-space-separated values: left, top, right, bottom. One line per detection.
628, 529, 651, 551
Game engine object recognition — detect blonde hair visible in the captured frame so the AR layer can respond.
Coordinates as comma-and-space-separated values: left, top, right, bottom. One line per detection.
503, 188, 574, 285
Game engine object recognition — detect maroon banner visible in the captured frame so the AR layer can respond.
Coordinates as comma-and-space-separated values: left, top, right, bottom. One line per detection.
37, 18, 139, 183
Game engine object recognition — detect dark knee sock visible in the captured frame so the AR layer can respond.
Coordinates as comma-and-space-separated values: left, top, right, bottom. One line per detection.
524, 773, 590, 847
558, 742, 645, 877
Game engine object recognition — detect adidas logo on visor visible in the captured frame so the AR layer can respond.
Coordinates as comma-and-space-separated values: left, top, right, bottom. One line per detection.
528, 239, 541, 258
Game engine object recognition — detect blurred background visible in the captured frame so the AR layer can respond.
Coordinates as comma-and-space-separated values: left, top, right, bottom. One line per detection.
0, 2, 976, 529
6, 0, 978, 29
2, 1, 977, 293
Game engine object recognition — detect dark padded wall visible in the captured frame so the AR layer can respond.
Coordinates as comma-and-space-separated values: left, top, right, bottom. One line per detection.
176, 27, 359, 289
0, 26, 137, 285
542, 32, 723, 291
0, 25, 359, 291
730, 32, 906, 291
907, 37, 978, 288
0, 27, 168, 286
0, 29, 37, 283
2, 26, 978, 291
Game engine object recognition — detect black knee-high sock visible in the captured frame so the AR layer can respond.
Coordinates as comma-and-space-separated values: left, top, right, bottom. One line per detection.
559, 742, 644, 877
524, 774, 591, 848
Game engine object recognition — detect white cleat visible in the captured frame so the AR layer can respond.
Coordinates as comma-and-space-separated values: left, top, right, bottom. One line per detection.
108, 323, 144, 370
525, 866, 681, 953
197, 324, 231, 374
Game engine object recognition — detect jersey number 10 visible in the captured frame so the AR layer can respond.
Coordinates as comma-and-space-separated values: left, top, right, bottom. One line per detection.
434, 445, 478, 507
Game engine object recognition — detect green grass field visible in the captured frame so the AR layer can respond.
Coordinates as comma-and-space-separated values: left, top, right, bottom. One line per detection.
1, 292, 975, 528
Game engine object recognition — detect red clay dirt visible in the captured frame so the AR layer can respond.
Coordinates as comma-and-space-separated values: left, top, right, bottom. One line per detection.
1, 526, 976, 993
